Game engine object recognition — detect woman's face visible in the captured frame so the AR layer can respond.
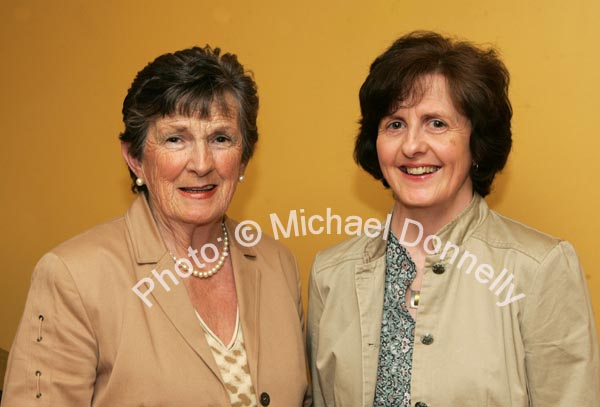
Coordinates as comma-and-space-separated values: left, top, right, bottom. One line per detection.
126, 96, 246, 227
376, 74, 473, 216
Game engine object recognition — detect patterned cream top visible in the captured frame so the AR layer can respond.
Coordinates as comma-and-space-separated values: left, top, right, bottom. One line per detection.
195, 310, 258, 407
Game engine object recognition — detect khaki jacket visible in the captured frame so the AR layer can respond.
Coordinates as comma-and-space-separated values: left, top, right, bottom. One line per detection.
3, 196, 309, 407
307, 195, 599, 406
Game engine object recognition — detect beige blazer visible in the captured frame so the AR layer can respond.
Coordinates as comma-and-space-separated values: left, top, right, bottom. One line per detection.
3, 196, 309, 407
308, 195, 599, 407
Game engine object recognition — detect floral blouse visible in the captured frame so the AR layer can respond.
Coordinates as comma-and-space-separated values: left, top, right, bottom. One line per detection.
372, 231, 417, 407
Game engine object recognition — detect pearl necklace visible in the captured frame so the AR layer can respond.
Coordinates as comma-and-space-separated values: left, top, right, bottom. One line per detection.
170, 222, 229, 279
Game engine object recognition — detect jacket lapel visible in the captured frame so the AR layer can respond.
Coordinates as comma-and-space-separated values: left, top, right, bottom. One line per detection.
355, 237, 386, 407
126, 196, 223, 383
227, 218, 260, 383
149, 255, 224, 383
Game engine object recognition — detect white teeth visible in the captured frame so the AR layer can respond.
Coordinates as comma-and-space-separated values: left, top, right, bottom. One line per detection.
404, 166, 439, 175
183, 185, 214, 192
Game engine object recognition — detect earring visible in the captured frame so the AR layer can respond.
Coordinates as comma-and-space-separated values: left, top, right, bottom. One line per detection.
238, 175, 245, 182
135, 177, 145, 187
472, 161, 479, 171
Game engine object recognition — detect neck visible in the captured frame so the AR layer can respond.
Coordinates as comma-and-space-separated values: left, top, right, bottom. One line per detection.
390, 194, 474, 257
149, 203, 224, 258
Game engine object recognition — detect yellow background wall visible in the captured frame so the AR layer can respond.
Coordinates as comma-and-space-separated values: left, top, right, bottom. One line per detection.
1, 0, 599, 351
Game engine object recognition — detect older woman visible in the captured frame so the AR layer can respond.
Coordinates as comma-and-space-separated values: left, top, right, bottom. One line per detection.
3, 46, 308, 406
307, 32, 599, 407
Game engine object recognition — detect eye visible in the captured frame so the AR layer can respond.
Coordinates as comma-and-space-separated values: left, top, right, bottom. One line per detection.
214, 135, 230, 143
165, 136, 182, 143
387, 121, 405, 130
429, 119, 447, 129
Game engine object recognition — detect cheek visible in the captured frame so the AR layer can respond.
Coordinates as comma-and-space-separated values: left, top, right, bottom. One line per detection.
216, 150, 244, 179
440, 134, 471, 166
144, 150, 187, 183
451, 146, 473, 180
376, 137, 398, 173
458, 140, 472, 167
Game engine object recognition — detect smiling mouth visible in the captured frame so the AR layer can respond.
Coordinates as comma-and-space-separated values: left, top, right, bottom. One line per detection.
401, 166, 440, 175
180, 185, 216, 193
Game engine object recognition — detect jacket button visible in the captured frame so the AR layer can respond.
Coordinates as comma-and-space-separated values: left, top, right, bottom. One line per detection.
421, 334, 434, 345
415, 402, 428, 407
432, 263, 445, 274
260, 392, 270, 406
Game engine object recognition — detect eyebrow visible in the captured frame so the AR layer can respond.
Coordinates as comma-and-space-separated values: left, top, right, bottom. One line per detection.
157, 123, 189, 132
156, 120, 238, 135
385, 108, 456, 121
422, 111, 452, 121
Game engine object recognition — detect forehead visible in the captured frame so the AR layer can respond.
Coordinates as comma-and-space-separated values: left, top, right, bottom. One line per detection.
396, 74, 455, 111
154, 95, 240, 130
172, 91, 240, 121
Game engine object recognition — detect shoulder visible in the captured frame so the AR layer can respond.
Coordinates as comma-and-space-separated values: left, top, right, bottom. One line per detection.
25, 215, 131, 323
312, 234, 377, 274
31, 214, 133, 295
228, 218, 298, 270
228, 218, 293, 253
254, 227, 294, 257
228, 219, 303, 299
50, 215, 129, 264
474, 206, 568, 264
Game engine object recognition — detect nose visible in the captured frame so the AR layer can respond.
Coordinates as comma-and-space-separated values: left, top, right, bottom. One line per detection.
400, 125, 427, 158
188, 141, 215, 176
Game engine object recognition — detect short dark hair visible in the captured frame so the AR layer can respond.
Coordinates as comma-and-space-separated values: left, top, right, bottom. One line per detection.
119, 45, 259, 193
354, 31, 512, 197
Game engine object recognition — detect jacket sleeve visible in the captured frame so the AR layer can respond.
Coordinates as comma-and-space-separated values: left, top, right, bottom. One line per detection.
306, 259, 325, 407
521, 241, 600, 405
2, 252, 98, 407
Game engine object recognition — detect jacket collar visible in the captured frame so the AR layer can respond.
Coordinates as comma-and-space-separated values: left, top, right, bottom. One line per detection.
360, 193, 489, 263
435, 193, 488, 247
124, 195, 260, 385
125, 195, 166, 264
125, 195, 257, 263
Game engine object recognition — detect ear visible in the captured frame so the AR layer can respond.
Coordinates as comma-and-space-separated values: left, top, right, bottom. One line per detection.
239, 161, 247, 179
121, 141, 143, 179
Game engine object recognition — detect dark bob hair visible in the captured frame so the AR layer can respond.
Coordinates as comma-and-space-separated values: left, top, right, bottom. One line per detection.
354, 31, 512, 197
119, 45, 259, 194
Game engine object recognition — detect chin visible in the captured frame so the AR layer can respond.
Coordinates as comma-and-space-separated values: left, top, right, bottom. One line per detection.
175, 212, 221, 226
400, 200, 438, 210
395, 193, 439, 209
